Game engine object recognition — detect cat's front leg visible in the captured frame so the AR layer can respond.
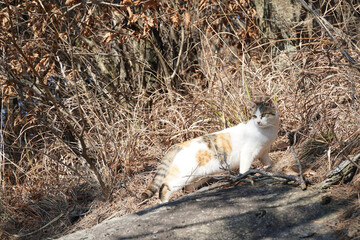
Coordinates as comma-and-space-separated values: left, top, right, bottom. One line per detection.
259, 152, 272, 171
239, 151, 255, 174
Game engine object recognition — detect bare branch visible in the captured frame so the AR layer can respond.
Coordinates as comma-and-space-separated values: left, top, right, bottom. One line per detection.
291, 146, 307, 190
296, 0, 359, 71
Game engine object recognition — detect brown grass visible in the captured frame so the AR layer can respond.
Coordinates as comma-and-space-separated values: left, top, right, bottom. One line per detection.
0, 0, 359, 239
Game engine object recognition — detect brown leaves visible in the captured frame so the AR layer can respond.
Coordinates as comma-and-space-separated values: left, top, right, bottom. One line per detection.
34, 54, 50, 73
102, 32, 118, 44
121, 3, 160, 40
2, 83, 18, 104
170, 12, 181, 27
65, 0, 81, 6
184, 10, 191, 29
168, 8, 193, 29
9, 59, 24, 75
143, 0, 160, 11
142, 12, 159, 36
0, 8, 10, 29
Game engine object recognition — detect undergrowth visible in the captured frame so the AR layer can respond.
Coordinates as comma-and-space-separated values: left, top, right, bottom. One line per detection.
0, 0, 359, 239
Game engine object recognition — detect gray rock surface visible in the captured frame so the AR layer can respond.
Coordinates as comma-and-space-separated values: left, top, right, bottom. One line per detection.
57, 183, 348, 240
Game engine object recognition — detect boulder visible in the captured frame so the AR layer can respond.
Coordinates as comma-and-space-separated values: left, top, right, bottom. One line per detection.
58, 183, 348, 240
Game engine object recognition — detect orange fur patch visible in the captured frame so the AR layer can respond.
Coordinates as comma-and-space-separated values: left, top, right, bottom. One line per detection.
196, 149, 212, 166
178, 137, 200, 147
164, 166, 180, 182
216, 133, 232, 154
178, 140, 191, 147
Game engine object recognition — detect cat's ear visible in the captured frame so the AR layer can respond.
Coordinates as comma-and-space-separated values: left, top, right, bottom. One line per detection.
264, 97, 274, 106
248, 100, 256, 109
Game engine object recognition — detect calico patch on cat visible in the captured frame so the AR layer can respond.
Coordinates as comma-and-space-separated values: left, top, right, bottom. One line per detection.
142, 99, 280, 203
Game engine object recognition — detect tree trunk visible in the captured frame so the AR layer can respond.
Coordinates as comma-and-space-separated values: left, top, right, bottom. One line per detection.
253, 0, 303, 46
252, 0, 308, 68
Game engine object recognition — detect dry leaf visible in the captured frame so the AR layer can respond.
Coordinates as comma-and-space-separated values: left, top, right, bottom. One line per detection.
102, 32, 118, 44
65, 0, 81, 6
184, 10, 191, 29
4, 85, 17, 97
14, 113, 23, 126
123, 0, 132, 5
147, 13, 158, 29
144, 0, 160, 11
0, 11, 9, 29
35, 56, 50, 73
170, 12, 182, 27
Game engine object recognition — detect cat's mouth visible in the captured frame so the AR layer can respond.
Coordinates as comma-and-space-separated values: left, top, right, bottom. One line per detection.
256, 122, 269, 128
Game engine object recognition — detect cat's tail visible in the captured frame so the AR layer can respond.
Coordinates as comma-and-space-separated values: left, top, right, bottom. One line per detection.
141, 174, 164, 200
141, 147, 179, 200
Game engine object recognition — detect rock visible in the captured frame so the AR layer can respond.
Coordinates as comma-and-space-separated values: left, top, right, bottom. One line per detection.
57, 183, 349, 240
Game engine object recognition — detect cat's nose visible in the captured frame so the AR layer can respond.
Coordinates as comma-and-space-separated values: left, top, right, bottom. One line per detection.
257, 121, 262, 126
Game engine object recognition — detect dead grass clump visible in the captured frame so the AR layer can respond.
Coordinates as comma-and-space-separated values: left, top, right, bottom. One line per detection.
0, 181, 100, 239
0, 0, 359, 239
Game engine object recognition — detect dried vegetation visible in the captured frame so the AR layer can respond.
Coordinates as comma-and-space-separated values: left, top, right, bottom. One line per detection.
0, 0, 359, 239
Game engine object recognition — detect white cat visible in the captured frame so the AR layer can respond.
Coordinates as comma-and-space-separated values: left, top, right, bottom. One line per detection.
142, 99, 280, 202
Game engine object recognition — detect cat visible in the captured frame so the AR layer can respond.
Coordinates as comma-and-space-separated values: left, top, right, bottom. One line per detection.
142, 99, 280, 203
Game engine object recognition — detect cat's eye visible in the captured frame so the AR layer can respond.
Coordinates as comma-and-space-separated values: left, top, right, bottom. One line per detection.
261, 113, 272, 118
252, 114, 257, 118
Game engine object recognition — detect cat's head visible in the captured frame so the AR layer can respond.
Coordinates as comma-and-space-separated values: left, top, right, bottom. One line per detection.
250, 99, 279, 128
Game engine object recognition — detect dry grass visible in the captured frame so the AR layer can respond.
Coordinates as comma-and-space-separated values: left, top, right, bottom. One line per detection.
55, 42, 360, 238
0, 0, 359, 239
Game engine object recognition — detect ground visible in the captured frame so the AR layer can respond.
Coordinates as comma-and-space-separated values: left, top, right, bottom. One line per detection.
57, 182, 357, 240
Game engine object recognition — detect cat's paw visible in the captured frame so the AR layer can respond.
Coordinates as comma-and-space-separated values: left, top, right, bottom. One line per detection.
263, 165, 273, 172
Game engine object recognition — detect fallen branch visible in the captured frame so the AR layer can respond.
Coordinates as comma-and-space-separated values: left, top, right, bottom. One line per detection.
196, 169, 301, 193
232, 169, 300, 184
317, 153, 360, 189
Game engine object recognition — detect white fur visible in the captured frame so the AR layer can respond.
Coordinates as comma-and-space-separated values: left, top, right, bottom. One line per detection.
161, 108, 279, 202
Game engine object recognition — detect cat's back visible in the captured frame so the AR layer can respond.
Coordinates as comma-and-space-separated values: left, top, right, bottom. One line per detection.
169, 127, 238, 163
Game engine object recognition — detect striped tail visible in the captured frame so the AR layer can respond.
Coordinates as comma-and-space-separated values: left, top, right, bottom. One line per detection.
141, 173, 165, 200
141, 146, 179, 200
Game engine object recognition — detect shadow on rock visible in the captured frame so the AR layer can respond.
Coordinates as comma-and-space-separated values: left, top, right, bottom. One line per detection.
58, 183, 350, 240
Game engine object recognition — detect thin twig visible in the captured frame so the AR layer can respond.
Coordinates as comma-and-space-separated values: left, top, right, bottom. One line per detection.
20, 213, 64, 237
234, 169, 299, 183
291, 146, 307, 190
344, 153, 360, 169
